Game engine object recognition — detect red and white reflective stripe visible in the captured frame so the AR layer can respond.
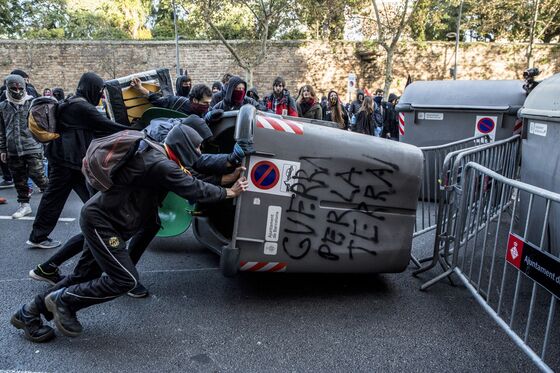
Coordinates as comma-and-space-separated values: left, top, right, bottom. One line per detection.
398, 112, 405, 136
513, 119, 523, 134
239, 261, 287, 272
256, 115, 304, 135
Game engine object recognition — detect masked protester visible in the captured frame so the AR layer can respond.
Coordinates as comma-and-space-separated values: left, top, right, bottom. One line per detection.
210, 73, 232, 108
175, 75, 192, 97
11, 125, 248, 343
323, 90, 349, 130
264, 76, 298, 117
382, 93, 400, 140
52, 88, 65, 102
211, 75, 265, 112
0, 69, 39, 102
296, 85, 322, 120
27, 72, 130, 255
0, 74, 48, 219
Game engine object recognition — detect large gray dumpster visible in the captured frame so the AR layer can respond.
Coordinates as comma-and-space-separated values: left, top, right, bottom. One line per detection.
396, 80, 526, 147
193, 106, 424, 275
518, 73, 560, 252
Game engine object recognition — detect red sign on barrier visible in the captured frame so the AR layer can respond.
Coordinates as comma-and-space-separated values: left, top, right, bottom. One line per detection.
506, 232, 560, 298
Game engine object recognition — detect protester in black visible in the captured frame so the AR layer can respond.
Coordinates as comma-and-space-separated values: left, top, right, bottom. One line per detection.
210, 73, 233, 108
348, 89, 364, 119
27, 73, 129, 250
175, 75, 192, 97
11, 125, 248, 342
382, 93, 400, 140
212, 76, 265, 112
52, 88, 65, 102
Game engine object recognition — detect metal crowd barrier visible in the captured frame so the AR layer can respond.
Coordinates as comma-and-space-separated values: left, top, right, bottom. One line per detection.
411, 135, 490, 267
414, 135, 521, 276
425, 162, 559, 372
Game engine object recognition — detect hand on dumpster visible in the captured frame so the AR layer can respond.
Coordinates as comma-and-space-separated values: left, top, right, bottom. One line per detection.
204, 109, 224, 125
130, 77, 149, 96
227, 176, 248, 198
227, 143, 246, 166
236, 139, 256, 156
221, 166, 246, 186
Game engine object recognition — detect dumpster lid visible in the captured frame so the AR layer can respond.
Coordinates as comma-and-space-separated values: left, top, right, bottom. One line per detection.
519, 73, 560, 120
396, 80, 526, 112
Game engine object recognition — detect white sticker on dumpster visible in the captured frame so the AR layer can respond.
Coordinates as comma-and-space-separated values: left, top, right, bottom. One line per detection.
265, 206, 282, 241
529, 122, 547, 137
248, 156, 300, 196
264, 242, 278, 256
422, 112, 444, 120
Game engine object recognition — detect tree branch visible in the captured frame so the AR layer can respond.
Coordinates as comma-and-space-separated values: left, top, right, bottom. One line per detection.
371, 0, 387, 48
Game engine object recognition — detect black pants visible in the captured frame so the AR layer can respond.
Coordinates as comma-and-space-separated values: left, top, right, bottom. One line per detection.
8, 154, 48, 203
29, 163, 90, 243
0, 158, 11, 181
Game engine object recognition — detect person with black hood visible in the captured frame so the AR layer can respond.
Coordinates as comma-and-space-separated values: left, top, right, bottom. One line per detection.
130, 79, 213, 119
211, 81, 222, 94
382, 93, 400, 140
11, 125, 248, 342
323, 90, 349, 130
212, 75, 265, 112
348, 89, 364, 122
175, 75, 192, 97
247, 87, 260, 105
51, 88, 65, 102
27, 72, 129, 251
210, 73, 233, 108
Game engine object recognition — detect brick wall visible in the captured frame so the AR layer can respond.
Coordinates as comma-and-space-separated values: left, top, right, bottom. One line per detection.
0, 39, 558, 101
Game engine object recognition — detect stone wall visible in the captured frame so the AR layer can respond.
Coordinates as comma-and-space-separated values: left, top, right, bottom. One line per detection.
0, 39, 558, 101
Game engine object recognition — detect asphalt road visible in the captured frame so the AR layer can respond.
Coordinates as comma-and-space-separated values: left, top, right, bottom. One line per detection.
0, 186, 541, 372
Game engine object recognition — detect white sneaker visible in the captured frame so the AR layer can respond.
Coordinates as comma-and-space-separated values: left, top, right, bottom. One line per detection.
12, 203, 32, 219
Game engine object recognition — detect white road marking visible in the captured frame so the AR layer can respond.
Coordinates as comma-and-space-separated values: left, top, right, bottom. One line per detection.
0, 268, 220, 284
0, 216, 75, 222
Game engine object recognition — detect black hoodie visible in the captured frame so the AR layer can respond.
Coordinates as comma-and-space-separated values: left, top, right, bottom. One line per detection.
212, 76, 265, 111
46, 72, 129, 169
175, 75, 192, 97
349, 89, 364, 117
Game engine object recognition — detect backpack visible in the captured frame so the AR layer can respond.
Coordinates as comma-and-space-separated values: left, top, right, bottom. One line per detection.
82, 130, 165, 192
28, 96, 85, 143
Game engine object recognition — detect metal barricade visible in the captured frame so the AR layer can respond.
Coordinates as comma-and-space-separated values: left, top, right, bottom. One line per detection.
426, 162, 559, 372
414, 135, 521, 277
411, 135, 490, 267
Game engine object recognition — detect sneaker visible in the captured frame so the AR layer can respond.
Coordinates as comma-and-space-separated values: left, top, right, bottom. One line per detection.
127, 283, 149, 298
0, 180, 14, 189
10, 305, 55, 343
44, 288, 83, 337
26, 238, 61, 249
29, 265, 64, 285
0, 197, 6, 204
12, 202, 32, 219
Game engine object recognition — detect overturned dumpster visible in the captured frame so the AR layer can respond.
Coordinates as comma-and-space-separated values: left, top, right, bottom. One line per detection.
396, 80, 526, 146
193, 106, 424, 275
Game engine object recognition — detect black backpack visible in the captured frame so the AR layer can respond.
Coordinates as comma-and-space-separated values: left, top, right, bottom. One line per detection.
28, 96, 86, 143
82, 130, 164, 192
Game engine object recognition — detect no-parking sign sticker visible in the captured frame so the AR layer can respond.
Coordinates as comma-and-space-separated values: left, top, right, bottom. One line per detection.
474, 116, 497, 141
247, 156, 301, 196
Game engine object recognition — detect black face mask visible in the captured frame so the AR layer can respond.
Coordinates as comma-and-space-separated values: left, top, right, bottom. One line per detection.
8, 83, 25, 100
76, 72, 104, 106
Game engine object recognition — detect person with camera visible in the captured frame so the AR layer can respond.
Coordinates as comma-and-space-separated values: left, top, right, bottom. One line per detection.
264, 76, 298, 117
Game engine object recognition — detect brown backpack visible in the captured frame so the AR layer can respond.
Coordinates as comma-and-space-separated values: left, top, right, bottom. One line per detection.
28, 96, 85, 143
82, 130, 165, 192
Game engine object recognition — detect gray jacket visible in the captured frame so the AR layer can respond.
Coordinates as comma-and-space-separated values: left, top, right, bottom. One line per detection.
0, 99, 42, 157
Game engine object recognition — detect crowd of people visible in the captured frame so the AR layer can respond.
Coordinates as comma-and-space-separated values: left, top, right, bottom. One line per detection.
0, 67, 400, 343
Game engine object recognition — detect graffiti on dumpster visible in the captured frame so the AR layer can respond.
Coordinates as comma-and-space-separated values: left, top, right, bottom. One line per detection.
281, 156, 399, 261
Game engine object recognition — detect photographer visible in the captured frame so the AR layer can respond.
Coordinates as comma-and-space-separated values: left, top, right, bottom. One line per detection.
264, 76, 298, 117
522, 67, 540, 95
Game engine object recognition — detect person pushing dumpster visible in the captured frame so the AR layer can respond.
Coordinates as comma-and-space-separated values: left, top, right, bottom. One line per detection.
10, 125, 248, 342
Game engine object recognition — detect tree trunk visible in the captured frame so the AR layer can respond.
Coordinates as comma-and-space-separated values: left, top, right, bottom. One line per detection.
245, 68, 254, 88
382, 47, 394, 99
527, 0, 540, 68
